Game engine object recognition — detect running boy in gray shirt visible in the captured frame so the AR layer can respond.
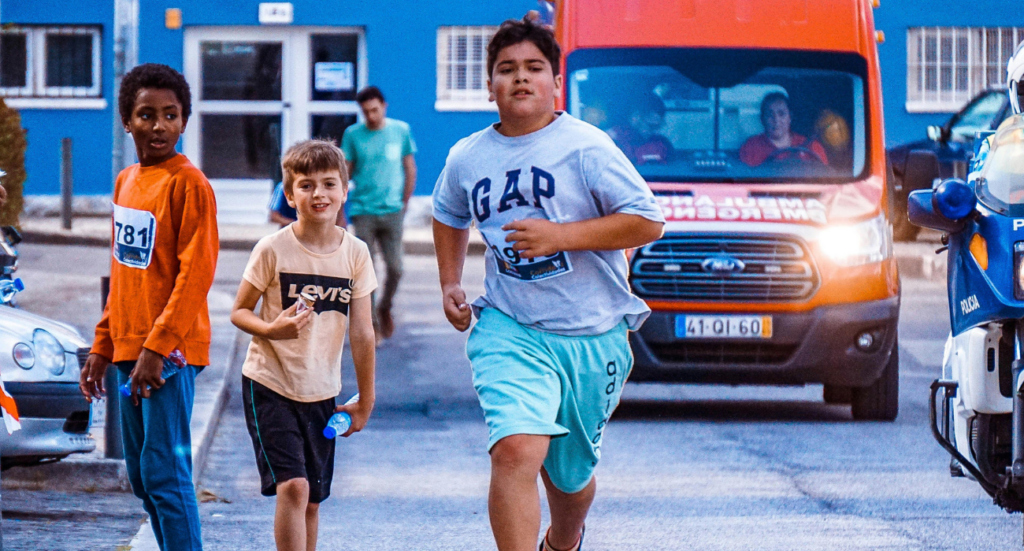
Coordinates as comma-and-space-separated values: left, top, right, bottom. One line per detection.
432, 17, 665, 551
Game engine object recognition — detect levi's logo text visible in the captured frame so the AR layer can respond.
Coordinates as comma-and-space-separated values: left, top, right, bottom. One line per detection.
472, 166, 573, 282
112, 204, 157, 269
279, 273, 354, 315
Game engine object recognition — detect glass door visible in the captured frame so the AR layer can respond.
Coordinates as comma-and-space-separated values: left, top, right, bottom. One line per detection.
184, 27, 364, 224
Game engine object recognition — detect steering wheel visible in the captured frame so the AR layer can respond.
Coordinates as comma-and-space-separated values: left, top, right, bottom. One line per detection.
763, 146, 826, 167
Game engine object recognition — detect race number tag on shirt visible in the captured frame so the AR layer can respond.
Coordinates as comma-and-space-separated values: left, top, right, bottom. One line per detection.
112, 204, 157, 269
486, 234, 573, 282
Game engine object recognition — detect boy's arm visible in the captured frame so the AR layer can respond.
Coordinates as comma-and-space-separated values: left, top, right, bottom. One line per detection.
402, 154, 417, 206
143, 180, 220, 358
503, 213, 664, 260
433, 218, 472, 331
337, 295, 375, 436
230, 279, 312, 340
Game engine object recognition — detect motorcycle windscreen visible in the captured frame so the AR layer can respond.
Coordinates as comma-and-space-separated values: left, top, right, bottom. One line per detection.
976, 115, 1024, 217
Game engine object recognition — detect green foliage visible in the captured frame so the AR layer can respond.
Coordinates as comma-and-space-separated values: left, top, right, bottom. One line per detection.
0, 98, 26, 227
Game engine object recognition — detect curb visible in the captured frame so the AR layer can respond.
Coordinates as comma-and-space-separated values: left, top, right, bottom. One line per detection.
22, 229, 490, 255
192, 328, 243, 484
1, 455, 130, 493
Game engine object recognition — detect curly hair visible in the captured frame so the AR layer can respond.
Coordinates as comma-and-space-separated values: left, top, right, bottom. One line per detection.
118, 63, 192, 126
486, 17, 561, 78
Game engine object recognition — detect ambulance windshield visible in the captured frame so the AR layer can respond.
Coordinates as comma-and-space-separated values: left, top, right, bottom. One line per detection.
566, 48, 869, 183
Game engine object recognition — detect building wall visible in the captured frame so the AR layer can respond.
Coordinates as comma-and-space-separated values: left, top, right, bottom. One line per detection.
137, 0, 535, 197
10, 0, 1024, 197
2, 0, 116, 196
874, 0, 1024, 147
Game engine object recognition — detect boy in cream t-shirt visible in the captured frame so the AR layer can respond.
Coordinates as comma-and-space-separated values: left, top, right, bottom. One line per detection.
231, 139, 377, 551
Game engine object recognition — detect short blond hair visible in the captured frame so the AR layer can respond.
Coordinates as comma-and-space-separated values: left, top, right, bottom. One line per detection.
281, 139, 348, 195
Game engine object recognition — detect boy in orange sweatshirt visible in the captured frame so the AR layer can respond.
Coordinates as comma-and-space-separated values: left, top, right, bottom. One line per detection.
79, 63, 218, 551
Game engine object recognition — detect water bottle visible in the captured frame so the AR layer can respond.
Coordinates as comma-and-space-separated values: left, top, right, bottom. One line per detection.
120, 349, 187, 397
0, 277, 24, 304
323, 394, 361, 439
295, 292, 315, 315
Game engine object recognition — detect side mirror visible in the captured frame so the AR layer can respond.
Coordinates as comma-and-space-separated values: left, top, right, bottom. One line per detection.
933, 178, 976, 220
908, 190, 966, 233
904, 150, 941, 192
927, 125, 951, 143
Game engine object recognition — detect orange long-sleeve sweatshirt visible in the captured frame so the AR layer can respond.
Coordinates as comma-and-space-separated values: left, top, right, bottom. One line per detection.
91, 154, 219, 366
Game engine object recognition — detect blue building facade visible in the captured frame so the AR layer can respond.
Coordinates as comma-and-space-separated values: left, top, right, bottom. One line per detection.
3, 0, 1022, 218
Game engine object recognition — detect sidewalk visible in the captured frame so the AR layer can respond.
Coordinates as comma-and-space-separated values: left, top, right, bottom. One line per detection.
18, 215, 489, 255
18, 214, 947, 279
1, 292, 244, 493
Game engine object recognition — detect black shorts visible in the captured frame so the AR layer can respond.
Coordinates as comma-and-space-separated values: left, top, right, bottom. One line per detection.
242, 376, 336, 503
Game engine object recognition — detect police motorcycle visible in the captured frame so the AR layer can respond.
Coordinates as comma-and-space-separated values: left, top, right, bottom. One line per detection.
909, 115, 1024, 521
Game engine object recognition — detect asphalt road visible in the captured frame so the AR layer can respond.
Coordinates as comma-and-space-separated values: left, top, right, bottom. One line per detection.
5, 243, 1022, 550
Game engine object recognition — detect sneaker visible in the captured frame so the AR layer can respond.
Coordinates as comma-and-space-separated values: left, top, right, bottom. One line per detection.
539, 525, 585, 551
378, 305, 395, 339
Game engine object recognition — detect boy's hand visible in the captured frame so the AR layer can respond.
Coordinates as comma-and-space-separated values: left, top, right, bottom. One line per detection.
442, 283, 472, 332
128, 348, 165, 406
335, 396, 374, 437
266, 304, 313, 340
79, 353, 111, 403
502, 219, 564, 259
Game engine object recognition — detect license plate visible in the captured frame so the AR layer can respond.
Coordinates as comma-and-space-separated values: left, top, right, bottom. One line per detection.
676, 315, 773, 339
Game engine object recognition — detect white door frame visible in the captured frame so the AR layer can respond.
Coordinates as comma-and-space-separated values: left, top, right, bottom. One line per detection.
183, 26, 367, 223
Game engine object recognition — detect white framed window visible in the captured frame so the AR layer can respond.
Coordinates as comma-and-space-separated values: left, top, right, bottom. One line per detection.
436, 26, 498, 112
0, 26, 102, 100
907, 26, 1024, 113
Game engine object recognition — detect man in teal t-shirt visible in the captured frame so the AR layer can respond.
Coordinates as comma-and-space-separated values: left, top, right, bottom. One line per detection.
342, 86, 417, 343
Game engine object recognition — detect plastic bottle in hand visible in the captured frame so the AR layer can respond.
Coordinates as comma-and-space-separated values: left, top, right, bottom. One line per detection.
120, 349, 187, 397
323, 394, 361, 438
0, 277, 24, 304
295, 292, 315, 315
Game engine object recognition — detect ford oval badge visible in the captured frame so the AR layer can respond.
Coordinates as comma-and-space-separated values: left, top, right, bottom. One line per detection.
701, 255, 745, 274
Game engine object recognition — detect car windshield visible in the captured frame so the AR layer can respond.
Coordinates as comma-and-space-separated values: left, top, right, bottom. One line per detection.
977, 116, 1024, 213
950, 92, 1005, 142
566, 48, 869, 183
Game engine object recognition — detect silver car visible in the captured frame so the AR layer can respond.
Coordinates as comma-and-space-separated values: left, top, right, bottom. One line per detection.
0, 306, 95, 468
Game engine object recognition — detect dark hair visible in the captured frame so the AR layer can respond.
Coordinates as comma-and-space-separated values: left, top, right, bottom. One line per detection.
355, 86, 385, 105
760, 92, 790, 123
281, 139, 349, 195
487, 17, 561, 78
118, 63, 192, 126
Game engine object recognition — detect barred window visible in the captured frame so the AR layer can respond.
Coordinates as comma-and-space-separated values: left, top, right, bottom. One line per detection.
907, 27, 1024, 112
436, 26, 497, 111
0, 26, 101, 99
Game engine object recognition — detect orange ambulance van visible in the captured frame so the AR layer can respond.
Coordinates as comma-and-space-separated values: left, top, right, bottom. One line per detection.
553, 0, 900, 419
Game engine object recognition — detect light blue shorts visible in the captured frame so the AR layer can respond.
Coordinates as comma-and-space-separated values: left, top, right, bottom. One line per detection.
467, 308, 633, 494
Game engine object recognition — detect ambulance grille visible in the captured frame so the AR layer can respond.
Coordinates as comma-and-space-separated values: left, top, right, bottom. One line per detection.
629, 234, 819, 302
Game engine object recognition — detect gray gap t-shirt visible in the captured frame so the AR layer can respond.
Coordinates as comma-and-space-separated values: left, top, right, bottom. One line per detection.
433, 113, 665, 336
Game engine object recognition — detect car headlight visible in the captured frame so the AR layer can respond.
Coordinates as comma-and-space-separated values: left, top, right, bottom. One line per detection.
12, 343, 33, 369
33, 329, 65, 376
818, 213, 893, 267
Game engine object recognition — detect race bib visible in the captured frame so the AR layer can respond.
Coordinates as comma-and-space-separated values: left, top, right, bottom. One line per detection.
485, 230, 573, 282
112, 204, 157, 269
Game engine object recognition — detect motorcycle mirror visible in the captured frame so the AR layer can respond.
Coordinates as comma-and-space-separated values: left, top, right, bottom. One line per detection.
908, 189, 966, 233
927, 125, 944, 142
932, 178, 976, 221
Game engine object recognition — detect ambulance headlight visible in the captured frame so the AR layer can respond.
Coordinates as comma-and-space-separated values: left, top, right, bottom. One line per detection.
819, 214, 892, 267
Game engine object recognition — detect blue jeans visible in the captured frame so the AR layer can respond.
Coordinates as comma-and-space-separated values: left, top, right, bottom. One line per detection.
117, 362, 203, 551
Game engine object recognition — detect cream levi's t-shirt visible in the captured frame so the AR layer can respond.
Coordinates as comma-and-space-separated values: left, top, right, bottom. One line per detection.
241, 226, 377, 402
